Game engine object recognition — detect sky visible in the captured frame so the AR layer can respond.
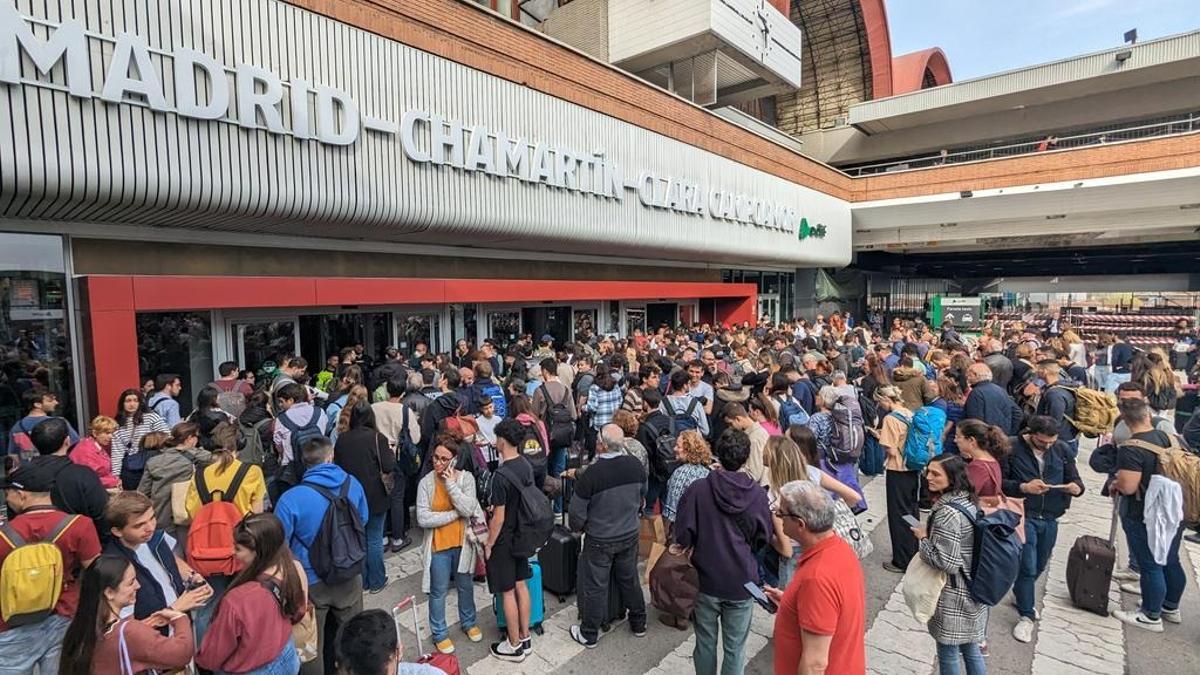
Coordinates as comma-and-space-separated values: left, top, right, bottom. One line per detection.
886, 0, 1200, 81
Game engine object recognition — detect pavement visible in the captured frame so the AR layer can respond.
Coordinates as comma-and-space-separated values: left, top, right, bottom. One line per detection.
363, 440, 1200, 674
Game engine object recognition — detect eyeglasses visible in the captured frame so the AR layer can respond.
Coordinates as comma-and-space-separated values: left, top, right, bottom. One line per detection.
772, 507, 800, 521
432, 455, 454, 465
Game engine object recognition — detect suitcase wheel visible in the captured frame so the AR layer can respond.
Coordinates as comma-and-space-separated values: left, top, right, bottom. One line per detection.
557, 595, 567, 603
533, 624, 544, 636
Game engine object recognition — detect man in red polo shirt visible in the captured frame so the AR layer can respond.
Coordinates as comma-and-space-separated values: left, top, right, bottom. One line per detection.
0, 460, 101, 673
767, 480, 866, 675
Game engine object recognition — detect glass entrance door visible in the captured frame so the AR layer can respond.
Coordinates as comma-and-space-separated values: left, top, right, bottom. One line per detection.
487, 311, 521, 352
521, 306, 571, 347
646, 303, 678, 331
395, 312, 441, 356
231, 320, 298, 378
758, 295, 780, 324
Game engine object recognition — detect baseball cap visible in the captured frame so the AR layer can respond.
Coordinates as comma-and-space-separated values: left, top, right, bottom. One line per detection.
0, 461, 59, 492
540, 334, 554, 343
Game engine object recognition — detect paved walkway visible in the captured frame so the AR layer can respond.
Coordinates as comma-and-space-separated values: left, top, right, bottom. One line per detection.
364, 441, 1199, 674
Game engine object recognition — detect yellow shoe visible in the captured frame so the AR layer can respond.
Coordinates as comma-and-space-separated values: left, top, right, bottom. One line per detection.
465, 626, 484, 643
435, 638, 455, 654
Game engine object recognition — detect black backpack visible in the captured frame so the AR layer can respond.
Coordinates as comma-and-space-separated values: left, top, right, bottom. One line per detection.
540, 383, 573, 449
395, 405, 422, 477
498, 461, 553, 558
304, 479, 366, 585
643, 415, 679, 483
277, 410, 324, 464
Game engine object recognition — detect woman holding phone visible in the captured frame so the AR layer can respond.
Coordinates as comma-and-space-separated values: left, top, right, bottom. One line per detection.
910, 454, 987, 675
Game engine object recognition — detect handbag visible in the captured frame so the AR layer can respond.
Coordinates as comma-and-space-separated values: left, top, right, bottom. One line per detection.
649, 544, 699, 620
830, 499, 873, 559
375, 434, 395, 493
293, 603, 319, 663
170, 480, 192, 525
902, 553, 947, 624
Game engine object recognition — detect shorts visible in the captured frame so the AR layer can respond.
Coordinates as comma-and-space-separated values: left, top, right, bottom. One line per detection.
486, 538, 532, 594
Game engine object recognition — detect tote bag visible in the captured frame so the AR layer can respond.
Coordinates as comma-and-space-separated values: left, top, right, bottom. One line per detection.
902, 554, 947, 624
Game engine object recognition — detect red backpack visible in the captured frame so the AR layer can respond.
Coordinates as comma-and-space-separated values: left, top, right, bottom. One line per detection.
186, 462, 252, 577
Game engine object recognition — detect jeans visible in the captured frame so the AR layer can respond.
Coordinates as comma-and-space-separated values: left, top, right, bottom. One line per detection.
644, 476, 665, 517
365, 512, 388, 591
550, 445, 568, 512
577, 534, 645, 641
1105, 371, 1131, 394
192, 573, 230, 649
886, 469, 920, 568
304, 574, 364, 675
387, 469, 409, 542
1014, 517, 1058, 619
1063, 438, 1079, 461
777, 548, 802, 590
239, 637, 300, 675
0, 612, 69, 674
1122, 516, 1185, 618
936, 641, 986, 675
693, 593, 754, 675
428, 547, 477, 641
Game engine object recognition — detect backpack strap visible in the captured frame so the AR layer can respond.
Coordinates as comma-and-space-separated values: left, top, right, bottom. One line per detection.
195, 466, 214, 505
941, 500, 980, 581
539, 383, 556, 408
685, 397, 700, 416
219, 461, 253, 503
1120, 438, 1177, 458
0, 523, 26, 549
47, 514, 80, 544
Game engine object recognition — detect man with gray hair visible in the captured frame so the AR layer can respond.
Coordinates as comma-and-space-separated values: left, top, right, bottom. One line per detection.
568, 424, 647, 647
765, 481, 866, 675
963, 361, 1023, 434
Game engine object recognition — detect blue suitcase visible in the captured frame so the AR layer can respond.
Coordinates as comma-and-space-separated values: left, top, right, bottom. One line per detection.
494, 558, 545, 635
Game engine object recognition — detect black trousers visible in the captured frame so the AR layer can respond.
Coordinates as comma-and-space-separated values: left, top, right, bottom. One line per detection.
886, 469, 920, 568
386, 468, 408, 541
577, 534, 646, 640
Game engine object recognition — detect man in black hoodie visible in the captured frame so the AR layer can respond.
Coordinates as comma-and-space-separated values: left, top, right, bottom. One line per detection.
1001, 415, 1084, 643
675, 429, 772, 675
420, 369, 464, 464
29, 418, 109, 542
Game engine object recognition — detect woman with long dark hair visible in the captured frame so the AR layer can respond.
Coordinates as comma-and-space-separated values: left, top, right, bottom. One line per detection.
954, 419, 1009, 506
60, 555, 193, 675
911, 453, 987, 675
333, 398, 394, 593
112, 388, 170, 489
186, 385, 235, 450
196, 513, 308, 673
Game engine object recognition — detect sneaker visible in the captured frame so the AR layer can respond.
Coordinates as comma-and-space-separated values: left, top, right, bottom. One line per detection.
569, 625, 598, 649
632, 624, 647, 638
465, 626, 483, 643
521, 634, 532, 653
390, 537, 413, 553
1184, 532, 1200, 545
1161, 608, 1182, 624
434, 639, 455, 655
882, 561, 904, 573
490, 639, 526, 662
1112, 609, 1164, 633
1119, 582, 1142, 596
1012, 617, 1035, 643
1112, 568, 1140, 582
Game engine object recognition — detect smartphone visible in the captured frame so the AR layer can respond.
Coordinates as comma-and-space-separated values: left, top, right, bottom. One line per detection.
902, 514, 922, 529
743, 582, 777, 614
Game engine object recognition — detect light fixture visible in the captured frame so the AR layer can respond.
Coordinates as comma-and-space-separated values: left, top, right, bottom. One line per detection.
1180, 203, 1200, 210
960, 190, 973, 198
1115, 50, 1132, 62
1046, 214, 1067, 220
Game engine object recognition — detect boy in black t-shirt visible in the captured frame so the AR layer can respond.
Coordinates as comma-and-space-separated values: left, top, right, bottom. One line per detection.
1111, 398, 1185, 632
485, 419, 535, 662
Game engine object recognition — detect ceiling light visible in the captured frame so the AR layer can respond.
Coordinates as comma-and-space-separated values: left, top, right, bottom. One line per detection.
1115, 50, 1132, 62
1045, 214, 1067, 220
1180, 203, 1200, 210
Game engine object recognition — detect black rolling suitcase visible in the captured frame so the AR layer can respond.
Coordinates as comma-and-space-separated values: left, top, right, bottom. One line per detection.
540, 478, 581, 600
1066, 497, 1118, 616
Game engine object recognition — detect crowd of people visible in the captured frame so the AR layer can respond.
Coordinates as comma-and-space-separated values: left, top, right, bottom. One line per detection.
0, 310, 1197, 674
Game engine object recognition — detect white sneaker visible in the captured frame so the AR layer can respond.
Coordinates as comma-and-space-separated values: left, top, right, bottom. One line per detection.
1009, 601, 1040, 621
1119, 582, 1142, 596
1112, 608, 1163, 633
1161, 608, 1181, 624
1012, 617, 1035, 643
1112, 568, 1140, 582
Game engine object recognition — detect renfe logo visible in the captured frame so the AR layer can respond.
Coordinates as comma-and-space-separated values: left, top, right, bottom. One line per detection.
0, 2, 827, 241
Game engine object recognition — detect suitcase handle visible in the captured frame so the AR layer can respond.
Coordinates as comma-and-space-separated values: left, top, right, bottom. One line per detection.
1108, 495, 1120, 546
393, 595, 426, 656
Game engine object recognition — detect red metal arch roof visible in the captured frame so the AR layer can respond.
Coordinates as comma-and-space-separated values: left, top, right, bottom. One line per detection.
890, 47, 953, 94
859, 0, 896, 99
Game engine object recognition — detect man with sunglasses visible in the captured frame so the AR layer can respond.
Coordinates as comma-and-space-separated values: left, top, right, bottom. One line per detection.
765, 480, 865, 675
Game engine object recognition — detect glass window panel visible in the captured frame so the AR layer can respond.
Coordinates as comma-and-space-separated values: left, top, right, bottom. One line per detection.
396, 314, 436, 356
487, 311, 521, 352
136, 312, 213, 418
0, 233, 75, 440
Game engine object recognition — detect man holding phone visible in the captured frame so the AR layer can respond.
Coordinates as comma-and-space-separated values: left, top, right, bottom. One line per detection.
765, 480, 866, 675
1001, 415, 1084, 643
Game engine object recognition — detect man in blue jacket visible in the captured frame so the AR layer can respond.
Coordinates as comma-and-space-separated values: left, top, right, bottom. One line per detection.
962, 363, 1023, 435
276, 436, 369, 675
1002, 415, 1084, 644
675, 428, 772, 675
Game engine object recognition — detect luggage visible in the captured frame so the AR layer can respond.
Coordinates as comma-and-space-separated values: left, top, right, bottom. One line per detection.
1056, 385, 1119, 437
539, 479, 581, 600
394, 595, 461, 675
602, 567, 625, 630
1066, 497, 1118, 616
494, 558, 545, 634
649, 544, 699, 620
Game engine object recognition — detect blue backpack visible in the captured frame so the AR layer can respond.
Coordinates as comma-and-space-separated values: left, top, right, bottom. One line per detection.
943, 502, 1022, 606
668, 397, 701, 433
478, 381, 507, 419
774, 394, 810, 429
891, 405, 946, 471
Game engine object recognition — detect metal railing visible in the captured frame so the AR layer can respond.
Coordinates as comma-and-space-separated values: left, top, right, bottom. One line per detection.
843, 112, 1199, 176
